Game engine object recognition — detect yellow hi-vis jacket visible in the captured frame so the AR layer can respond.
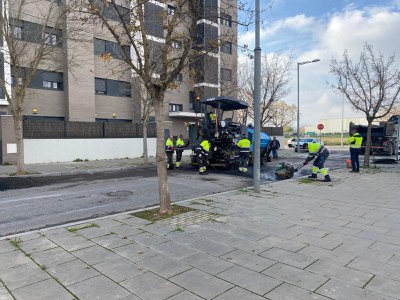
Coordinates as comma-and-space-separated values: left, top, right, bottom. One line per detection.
165, 138, 174, 151
176, 138, 185, 148
237, 138, 251, 153
349, 132, 363, 149
200, 140, 211, 152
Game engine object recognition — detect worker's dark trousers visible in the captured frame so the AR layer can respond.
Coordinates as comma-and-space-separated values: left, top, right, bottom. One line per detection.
350, 148, 361, 171
176, 149, 183, 163
239, 152, 249, 169
166, 151, 174, 169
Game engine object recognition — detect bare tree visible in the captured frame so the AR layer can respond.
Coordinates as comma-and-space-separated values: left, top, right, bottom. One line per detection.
238, 51, 292, 126
0, 0, 81, 174
266, 100, 296, 127
83, 0, 235, 215
330, 43, 400, 167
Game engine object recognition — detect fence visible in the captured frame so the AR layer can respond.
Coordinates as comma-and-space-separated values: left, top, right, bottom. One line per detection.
23, 120, 157, 139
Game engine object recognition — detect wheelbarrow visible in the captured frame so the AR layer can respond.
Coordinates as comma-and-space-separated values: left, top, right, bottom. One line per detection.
275, 162, 305, 179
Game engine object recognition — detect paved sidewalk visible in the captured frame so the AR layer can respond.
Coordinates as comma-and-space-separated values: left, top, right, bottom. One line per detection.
1, 162, 400, 299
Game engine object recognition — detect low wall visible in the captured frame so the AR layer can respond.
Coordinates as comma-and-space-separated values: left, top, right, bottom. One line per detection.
24, 138, 157, 164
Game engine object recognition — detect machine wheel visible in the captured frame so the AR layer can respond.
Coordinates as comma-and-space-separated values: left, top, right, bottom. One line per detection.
303, 143, 308, 150
388, 142, 394, 156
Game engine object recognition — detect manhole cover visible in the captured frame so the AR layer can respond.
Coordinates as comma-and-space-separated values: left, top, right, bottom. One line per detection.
106, 191, 133, 197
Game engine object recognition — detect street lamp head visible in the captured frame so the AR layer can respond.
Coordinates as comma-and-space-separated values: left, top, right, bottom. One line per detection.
298, 59, 321, 66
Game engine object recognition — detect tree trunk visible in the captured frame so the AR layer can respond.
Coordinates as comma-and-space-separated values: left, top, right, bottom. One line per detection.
153, 89, 172, 215
143, 121, 149, 166
363, 121, 373, 167
14, 118, 25, 175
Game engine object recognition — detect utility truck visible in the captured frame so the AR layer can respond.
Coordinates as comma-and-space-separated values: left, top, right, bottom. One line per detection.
349, 115, 399, 155
190, 96, 270, 169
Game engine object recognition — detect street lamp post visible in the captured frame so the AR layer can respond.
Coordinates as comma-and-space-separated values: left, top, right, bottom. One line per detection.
297, 59, 320, 151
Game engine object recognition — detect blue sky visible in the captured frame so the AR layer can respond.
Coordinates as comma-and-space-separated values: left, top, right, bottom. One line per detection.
238, 0, 400, 127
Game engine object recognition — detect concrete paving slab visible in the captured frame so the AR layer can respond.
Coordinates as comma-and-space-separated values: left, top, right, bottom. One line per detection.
260, 247, 316, 269
150, 241, 197, 260
120, 271, 183, 300
167, 291, 203, 300
180, 251, 234, 275
220, 249, 276, 272
92, 233, 133, 249
347, 257, 400, 282
137, 254, 192, 279
119, 216, 152, 227
11, 279, 75, 300
19, 237, 58, 254
0, 240, 17, 254
262, 263, 329, 291
213, 286, 266, 300
0, 250, 31, 272
188, 238, 234, 256
93, 256, 146, 282
47, 234, 95, 252
72, 226, 110, 239
265, 283, 331, 300
306, 259, 373, 288
30, 247, 77, 268
298, 245, 356, 266
365, 276, 400, 299
69, 275, 131, 300
94, 218, 123, 229
217, 265, 282, 295
257, 235, 308, 252
316, 279, 395, 300
0, 262, 50, 290
0, 285, 13, 300
113, 242, 159, 262
47, 259, 99, 286
170, 268, 233, 299
128, 232, 168, 247
72, 245, 120, 265
109, 224, 143, 238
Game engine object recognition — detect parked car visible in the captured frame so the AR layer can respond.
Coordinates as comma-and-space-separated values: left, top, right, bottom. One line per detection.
287, 138, 297, 148
294, 138, 323, 152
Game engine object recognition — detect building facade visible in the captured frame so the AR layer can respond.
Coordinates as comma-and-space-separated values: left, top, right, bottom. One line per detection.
0, 0, 238, 140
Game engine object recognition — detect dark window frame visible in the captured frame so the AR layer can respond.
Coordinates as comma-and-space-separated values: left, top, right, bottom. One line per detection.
220, 13, 232, 27
169, 103, 183, 112
220, 41, 232, 54
220, 67, 232, 81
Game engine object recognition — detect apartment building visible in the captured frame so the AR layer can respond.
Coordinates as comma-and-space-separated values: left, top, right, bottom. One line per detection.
0, 0, 238, 139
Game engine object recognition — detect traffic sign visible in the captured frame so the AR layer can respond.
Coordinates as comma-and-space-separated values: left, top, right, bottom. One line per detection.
317, 124, 324, 130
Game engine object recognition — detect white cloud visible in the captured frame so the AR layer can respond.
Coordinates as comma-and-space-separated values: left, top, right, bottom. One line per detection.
281, 3, 400, 125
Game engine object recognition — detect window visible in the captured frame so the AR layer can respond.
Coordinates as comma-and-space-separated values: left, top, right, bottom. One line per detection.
171, 40, 181, 49
95, 78, 107, 95
167, 5, 175, 15
169, 103, 183, 112
12, 26, 22, 39
43, 81, 52, 88
220, 41, 232, 54
45, 33, 58, 45
95, 77, 131, 97
94, 38, 130, 59
11, 76, 23, 86
43, 80, 62, 89
221, 68, 232, 81
220, 13, 232, 27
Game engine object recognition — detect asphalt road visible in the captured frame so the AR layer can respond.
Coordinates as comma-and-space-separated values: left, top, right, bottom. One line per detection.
0, 149, 358, 237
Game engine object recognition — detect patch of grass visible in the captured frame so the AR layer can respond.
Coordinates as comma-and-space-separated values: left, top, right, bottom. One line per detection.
173, 225, 184, 232
10, 237, 22, 249
298, 178, 315, 184
68, 223, 98, 233
131, 205, 196, 222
